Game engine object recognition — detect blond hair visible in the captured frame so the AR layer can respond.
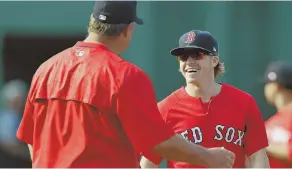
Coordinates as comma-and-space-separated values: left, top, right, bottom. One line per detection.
214, 62, 225, 78
87, 14, 128, 36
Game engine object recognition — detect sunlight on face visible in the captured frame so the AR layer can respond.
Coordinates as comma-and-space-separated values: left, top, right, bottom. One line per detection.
179, 54, 214, 84
264, 82, 278, 105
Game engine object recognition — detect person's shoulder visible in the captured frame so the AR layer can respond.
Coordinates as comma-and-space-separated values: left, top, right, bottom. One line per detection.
222, 83, 254, 101
34, 47, 72, 77
222, 83, 259, 114
91, 47, 123, 65
158, 87, 183, 110
117, 60, 149, 85
92, 49, 145, 77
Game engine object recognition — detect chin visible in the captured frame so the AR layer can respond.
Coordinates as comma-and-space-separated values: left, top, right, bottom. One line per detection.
186, 79, 199, 84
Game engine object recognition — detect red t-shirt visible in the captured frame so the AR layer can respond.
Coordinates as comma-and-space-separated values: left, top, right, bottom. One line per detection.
150, 84, 268, 168
16, 41, 174, 168
265, 104, 292, 168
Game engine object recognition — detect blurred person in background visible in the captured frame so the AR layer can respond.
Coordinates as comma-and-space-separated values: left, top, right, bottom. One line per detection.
0, 79, 31, 167
140, 30, 269, 168
264, 61, 292, 168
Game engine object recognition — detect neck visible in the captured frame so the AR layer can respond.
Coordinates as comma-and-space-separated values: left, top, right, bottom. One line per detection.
84, 33, 122, 55
274, 94, 292, 110
185, 80, 221, 102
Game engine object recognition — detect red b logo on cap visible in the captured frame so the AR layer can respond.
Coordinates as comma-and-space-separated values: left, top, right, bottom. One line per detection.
185, 31, 195, 43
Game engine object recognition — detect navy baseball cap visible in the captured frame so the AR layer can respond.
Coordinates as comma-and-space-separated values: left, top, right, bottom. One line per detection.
264, 61, 292, 89
170, 30, 218, 56
93, 1, 143, 25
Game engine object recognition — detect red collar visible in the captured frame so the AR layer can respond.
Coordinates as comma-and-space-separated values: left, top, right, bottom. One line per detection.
74, 41, 109, 51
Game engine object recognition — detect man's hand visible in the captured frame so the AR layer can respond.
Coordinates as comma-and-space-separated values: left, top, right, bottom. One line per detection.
140, 156, 159, 168
151, 134, 235, 167
246, 148, 270, 168
205, 147, 235, 168
140, 147, 235, 168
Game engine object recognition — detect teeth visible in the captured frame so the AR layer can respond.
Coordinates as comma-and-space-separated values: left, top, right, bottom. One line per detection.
186, 68, 198, 72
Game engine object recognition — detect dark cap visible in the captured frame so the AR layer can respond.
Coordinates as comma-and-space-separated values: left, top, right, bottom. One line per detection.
170, 30, 218, 56
93, 1, 143, 25
264, 61, 292, 89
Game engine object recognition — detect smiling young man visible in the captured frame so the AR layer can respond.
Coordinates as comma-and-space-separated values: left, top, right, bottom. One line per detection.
140, 30, 270, 168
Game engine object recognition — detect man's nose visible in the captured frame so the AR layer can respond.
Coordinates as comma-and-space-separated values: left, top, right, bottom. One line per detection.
186, 56, 196, 63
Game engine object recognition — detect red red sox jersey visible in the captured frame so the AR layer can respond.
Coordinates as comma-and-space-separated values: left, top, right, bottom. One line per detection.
265, 103, 292, 168
16, 42, 174, 168
155, 84, 268, 168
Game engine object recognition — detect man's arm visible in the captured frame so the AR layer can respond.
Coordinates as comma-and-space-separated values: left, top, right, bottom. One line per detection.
140, 156, 158, 168
246, 149, 269, 168
116, 69, 234, 168
139, 99, 172, 168
244, 97, 270, 168
28, 144, 33, 160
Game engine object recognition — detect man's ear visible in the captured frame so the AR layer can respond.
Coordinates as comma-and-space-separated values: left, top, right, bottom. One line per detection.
212, 56, 219, 68
121, 23, 134, 37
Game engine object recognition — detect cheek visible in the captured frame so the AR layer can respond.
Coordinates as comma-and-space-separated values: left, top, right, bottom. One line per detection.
264, 87, 269, 98
264, 85, 275, 99
179, 62, 185, 71
197, 60, 210, 70
179, 63, 187, 77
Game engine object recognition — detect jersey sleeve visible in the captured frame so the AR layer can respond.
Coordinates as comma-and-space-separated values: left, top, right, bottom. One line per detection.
16, 95, 34, 145
116, 69, 175, 155
139, 99, 174, 165
244, 97, 269, 156
158, 98, 171, 122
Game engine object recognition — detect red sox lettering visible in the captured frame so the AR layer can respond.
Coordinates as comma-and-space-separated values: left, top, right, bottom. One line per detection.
180, 124, 245, 146
181, 127, 203, 144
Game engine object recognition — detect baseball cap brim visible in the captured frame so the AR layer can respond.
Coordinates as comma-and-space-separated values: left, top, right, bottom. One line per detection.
135, 17, 143, 25
170, 46, 211, 56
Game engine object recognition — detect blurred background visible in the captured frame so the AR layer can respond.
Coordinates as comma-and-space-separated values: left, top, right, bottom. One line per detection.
0, 1, 291, 168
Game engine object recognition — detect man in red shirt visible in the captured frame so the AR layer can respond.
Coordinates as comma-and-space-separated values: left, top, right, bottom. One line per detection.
264, 61, 292, 168
140, 30, 270, 168
16, 2, 235, 168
